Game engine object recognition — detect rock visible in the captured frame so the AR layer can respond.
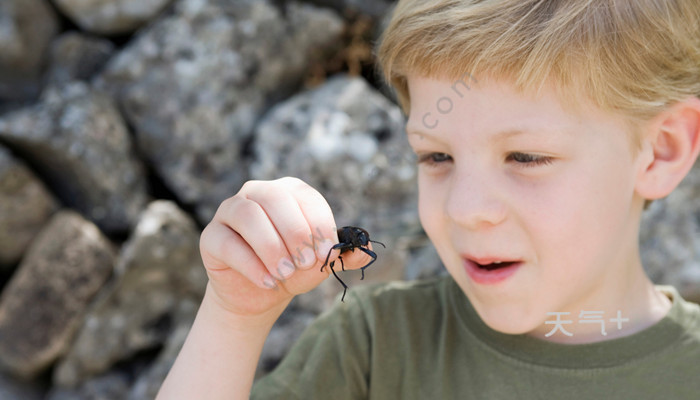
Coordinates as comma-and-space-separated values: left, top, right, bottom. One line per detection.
95, 0, 345, 225
45, 32, 115, 88
47, 370, 130, 400
251, 74, 417, 237
403, 237, 447, 281
126, 298, 198, 400
53, 201, 207, 387
0, 82, 151, 234
0, 0, 60, 102
641, 160, 700, 303
0, 372, 43, 400
250, 74, 418, 304
306, 0, 394, 19
52, 0, 173, 36
0, 146, 58, 269
50, 298, 199, 400
0, 210, 115, 380
255, 308, 318, 378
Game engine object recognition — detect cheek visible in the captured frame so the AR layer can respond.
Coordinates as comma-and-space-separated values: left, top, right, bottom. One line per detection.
531, 160, 633, 274
417, 176, 444, 238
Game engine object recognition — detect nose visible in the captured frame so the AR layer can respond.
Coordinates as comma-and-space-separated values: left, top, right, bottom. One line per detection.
445, 169, 507, 230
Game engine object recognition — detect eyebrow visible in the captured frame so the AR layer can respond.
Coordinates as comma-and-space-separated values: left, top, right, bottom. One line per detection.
405, 126, 565, 142
405, 127, 527, 142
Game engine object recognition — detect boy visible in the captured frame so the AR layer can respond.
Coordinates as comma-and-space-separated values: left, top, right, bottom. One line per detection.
157, 0, 700, 398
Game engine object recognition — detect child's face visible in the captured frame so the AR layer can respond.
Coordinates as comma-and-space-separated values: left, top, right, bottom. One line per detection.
406, 74, 649, 338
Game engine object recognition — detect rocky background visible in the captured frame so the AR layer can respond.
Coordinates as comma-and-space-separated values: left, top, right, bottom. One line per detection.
0, 0, 697, 398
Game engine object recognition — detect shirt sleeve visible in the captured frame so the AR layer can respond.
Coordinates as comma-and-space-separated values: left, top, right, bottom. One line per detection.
250, 289, 372, 400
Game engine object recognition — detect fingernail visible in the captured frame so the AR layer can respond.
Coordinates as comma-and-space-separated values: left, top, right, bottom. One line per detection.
262, 274, 277, 289
278, 258, 295, 278
300, 247, 316, 269
317, 239, 334, 259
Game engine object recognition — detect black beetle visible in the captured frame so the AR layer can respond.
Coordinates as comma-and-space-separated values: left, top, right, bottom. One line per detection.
321, 226, 385, 302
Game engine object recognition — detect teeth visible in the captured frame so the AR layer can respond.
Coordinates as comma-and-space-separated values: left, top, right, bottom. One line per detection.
494, 261, 502, 264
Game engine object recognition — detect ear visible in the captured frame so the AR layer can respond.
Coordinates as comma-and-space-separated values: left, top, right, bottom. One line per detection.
635, 96, 700, 201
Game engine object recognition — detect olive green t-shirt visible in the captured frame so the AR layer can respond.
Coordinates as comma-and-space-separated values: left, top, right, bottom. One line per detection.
251, 275, 700, 399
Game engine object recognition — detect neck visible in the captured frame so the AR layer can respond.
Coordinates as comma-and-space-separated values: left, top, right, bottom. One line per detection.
527, 199, 672, 344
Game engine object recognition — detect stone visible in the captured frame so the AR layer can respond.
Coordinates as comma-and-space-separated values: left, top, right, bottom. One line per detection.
0, 146, 58, 269
306, 0, 394, 19
640, 160, 700, 303
126, 298, 198, 400
403, 238, 447, 281
50, 298, 200, 399
0, 372, 43, 400
44, 32, 115, 88
95, 0, 345, 225
0, 82, 151, 234
251, 74, 417, 239
0, 0, 59, 101
47, 370, 130, 400
52, 0, 174, 36
0, 210, 115, 379
255, 308, 318, 378
250, 73, 418, 305
53, 200, 207, 387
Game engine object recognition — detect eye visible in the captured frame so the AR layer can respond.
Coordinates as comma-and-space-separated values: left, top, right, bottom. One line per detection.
507, 152, 554, 168
416, 152, 452, 167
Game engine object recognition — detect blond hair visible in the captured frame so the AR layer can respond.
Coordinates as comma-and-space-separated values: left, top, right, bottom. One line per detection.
376, 0, 700, 154
375, 0, 700, 156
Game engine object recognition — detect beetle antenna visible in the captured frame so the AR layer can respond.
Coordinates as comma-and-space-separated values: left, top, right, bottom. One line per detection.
370, 239, 386, 248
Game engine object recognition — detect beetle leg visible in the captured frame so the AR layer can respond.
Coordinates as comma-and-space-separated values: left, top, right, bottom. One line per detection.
357, 247, 378, 280
329, 261, 349, 302
321, 243, 347, 272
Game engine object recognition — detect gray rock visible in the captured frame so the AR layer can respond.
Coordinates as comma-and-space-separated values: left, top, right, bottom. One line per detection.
47, 370, 130, 400
45, 32, 115, 88
0, 0, 60, 101
641, 160, 700, 303
306, 0, 394, 19
0, 146, 58, 268
0, 372, 43, 400
52, 0, 173, 35
126, 298, 198, 400
51, 299, 199, 400
402, 236, 447, 281
251, 74, 417, 239
255, 307, 318, 378
53, 200, 207, 387
0, 210, 115, 380
95, 0, 345, 225
250, 74, 419, 302
0, 82, 151, 234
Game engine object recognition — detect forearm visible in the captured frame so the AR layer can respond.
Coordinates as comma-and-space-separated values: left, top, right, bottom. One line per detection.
157, 284, 290, 400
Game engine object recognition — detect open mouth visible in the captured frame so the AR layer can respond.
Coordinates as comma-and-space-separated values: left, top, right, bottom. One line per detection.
464, 257, 523, 284
476, 261, 518, 271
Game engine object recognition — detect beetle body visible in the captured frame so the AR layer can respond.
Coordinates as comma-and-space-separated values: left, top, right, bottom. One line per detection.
321, 226, 385, 302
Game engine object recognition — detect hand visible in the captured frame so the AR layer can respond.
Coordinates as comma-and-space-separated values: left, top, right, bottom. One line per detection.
199, 177, 373, 320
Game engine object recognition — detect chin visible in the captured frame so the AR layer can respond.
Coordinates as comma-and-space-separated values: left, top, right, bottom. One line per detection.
484, 319, 535, 335
474, 305, 543, 335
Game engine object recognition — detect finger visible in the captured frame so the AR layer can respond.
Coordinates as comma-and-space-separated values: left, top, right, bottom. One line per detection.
281, 177, 340, 264
277, 259, 331, 297
217, 196, 294, 281
244, 185, 318, 272
202, 220, 326, 299
200, 222, 278, 290
332, 243, 376, 271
